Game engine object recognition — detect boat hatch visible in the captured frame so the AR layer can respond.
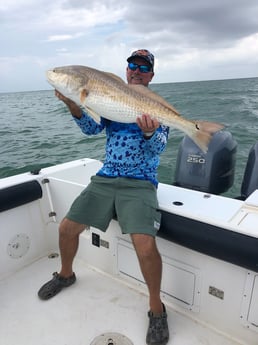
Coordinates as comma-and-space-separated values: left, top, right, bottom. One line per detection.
90, 332, 133, 345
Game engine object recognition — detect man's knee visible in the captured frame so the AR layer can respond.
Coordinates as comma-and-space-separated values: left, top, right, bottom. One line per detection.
131, 233, 159, 258
59, 218, 86, 238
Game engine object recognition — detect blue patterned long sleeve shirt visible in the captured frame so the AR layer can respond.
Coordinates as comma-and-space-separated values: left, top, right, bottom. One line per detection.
74, 111, 169, 187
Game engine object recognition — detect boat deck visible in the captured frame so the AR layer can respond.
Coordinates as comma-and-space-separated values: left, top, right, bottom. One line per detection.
0, 255, 241, 345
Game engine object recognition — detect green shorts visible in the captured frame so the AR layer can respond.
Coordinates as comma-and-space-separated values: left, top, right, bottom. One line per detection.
66, 175, 161, 237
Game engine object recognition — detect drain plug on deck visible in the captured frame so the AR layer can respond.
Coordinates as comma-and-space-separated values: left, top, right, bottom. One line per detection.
90, 332, 133, 345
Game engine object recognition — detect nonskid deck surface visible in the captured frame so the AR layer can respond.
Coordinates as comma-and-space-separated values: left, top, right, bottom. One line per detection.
0, 256, 240, 345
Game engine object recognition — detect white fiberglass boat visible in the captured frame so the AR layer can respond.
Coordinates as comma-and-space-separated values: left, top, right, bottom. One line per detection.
0, 133, 257, 345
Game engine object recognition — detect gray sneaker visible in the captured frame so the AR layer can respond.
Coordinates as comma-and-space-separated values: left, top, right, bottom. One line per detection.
38, 272, 76, 300
146, 303, 169, 345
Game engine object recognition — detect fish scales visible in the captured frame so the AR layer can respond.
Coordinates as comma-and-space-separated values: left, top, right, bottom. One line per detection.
46, 65, 224, 153
90, 84, 171, 122
85, 71, 181, 124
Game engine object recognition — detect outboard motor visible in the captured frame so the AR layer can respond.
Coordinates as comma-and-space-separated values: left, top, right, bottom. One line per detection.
240, 141, 258, 199
174, 131, 237, 195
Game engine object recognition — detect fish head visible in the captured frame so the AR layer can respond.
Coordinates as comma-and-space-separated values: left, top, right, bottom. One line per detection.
46, 65, 90, 104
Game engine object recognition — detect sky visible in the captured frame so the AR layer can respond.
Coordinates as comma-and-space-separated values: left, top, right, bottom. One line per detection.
1, 0, 258, 92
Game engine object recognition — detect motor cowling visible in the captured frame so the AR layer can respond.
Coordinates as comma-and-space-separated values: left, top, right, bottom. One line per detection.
174, 131, 237, 195
241, 141, 258, 199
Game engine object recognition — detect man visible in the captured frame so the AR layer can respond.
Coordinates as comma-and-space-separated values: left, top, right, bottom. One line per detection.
38, 49, 169, 345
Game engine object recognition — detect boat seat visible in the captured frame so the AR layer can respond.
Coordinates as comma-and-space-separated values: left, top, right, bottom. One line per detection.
159, 210, 258, 272
0, 180, 42, 213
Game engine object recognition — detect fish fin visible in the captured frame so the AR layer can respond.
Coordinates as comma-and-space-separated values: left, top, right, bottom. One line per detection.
84, 106, 101, 124
128, 84, 180, 115
191, 121, 225, 153
80, 88, 89, 103
79, 88, 101, 124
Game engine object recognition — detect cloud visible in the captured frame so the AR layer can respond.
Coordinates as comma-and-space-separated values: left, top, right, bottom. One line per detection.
125, 0, 258, 44
0, 0, 257, 92
46, 33, 85, 42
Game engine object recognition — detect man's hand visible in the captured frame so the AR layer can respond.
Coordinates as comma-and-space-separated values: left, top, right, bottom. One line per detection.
55, 90, 82, 119
136, 114, 160, 138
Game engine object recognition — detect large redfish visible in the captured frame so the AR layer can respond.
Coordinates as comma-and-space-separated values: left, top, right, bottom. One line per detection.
46, 65, 224, 153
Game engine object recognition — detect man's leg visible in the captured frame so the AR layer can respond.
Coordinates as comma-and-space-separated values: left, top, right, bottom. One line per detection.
131, 233, 163, 314
38, 218, 86, 299
131, 233, 169, 345
58, 218, 86, 277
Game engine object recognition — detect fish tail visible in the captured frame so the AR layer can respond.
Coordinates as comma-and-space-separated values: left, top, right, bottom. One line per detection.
196, 121, 224, 134
190, 121, 224, 153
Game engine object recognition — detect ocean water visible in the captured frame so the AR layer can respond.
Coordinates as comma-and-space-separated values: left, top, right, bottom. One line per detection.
0, 77, 257, 198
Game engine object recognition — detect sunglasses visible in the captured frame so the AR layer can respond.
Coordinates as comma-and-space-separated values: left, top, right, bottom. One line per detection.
128, 62, 152, 73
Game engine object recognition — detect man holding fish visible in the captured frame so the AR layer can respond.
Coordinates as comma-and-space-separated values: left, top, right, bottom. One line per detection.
39, 49, 169, 344
40, 49, 222, 345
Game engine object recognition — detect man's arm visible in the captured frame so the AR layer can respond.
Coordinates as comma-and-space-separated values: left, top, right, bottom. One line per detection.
55, 90, 82, 119
54, 90, 105, 135
136, 114, 160, 139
